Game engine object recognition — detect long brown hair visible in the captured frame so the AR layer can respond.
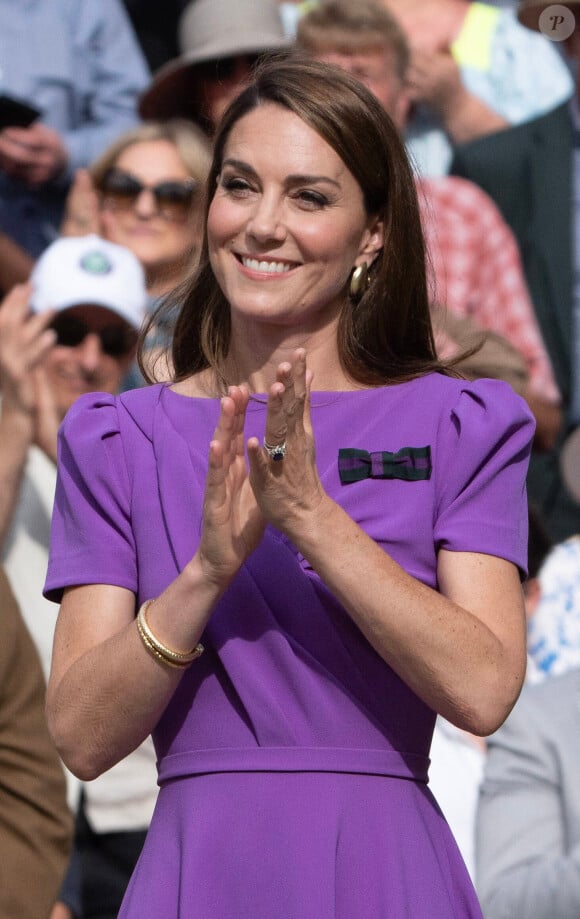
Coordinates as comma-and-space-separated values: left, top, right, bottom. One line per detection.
140, 52, 447, 387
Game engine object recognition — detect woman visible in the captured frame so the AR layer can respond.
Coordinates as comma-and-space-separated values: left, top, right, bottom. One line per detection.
61, 121, 212, 383
45, 56, 534, 917
0, 121, 212, 304
89, 120, 211, 298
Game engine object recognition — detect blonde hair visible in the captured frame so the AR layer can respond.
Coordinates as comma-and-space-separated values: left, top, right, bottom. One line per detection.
90, 119, 212, 190
91, 119, 213, 302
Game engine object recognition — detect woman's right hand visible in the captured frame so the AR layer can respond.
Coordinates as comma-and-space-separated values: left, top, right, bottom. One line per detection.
197, 384, 265, 586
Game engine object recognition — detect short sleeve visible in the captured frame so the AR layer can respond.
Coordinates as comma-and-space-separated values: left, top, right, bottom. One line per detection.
433, 379, 535, 575
44, 392, 137, 602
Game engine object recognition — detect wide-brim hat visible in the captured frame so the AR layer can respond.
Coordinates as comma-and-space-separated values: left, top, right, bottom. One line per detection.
139, 0, 290, 121
517, 0, 580, 31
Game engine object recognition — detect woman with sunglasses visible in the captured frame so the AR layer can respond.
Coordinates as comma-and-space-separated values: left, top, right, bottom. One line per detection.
61, 120, 212, 383
88, 120, 212, 298
45, 57, 534, 917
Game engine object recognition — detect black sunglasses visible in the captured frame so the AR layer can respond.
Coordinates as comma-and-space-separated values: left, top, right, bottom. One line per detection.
99, 168, 198, 221
50, 313, 137, 358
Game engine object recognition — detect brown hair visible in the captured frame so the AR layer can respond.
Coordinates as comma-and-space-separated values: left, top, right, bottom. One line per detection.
296, 0, 410, 82
141, 53, 447, 387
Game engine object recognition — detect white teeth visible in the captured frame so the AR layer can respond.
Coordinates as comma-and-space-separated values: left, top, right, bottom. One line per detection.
241, 257, 293, 273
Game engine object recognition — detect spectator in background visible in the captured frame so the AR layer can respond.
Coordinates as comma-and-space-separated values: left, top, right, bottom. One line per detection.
450, 0, 579, 542
0, 0, 150, 259
0, 566, 72, 919
477, 666, 580, 918
296, 0, 562, 450
0, 236, 154, 919
381, 0, 573, 176
1, 121, 212, 382
138, 0, 289, 135
62, 121, 212, 302
476, 526, 580, 918
60, 120, 212, 384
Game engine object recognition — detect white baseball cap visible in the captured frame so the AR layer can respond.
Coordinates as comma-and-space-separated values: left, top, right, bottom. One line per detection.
30, 235, 148, 330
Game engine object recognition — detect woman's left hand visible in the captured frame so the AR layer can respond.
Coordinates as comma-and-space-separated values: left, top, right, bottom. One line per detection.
247, 349, 329, 536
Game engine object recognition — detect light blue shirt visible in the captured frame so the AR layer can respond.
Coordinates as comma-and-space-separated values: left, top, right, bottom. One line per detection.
0, 0, 150, 256
406, 4, 574, 177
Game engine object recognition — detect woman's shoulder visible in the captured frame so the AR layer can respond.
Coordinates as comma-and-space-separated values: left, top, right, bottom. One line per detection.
61, 384, 166, 442
424, 372, 531, 412
383, 372, 532, 415
401, 374, 535, 479
343, 375, 533, 435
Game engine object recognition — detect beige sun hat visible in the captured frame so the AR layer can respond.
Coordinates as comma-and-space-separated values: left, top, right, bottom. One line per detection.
139, 0, 290, 122
517, 0, 580, 31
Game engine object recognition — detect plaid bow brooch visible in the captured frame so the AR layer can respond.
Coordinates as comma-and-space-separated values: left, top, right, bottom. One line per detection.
338, 446, 431, 484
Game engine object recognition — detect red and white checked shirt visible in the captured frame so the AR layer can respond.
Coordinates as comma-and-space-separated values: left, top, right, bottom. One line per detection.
418, 175, 560, 404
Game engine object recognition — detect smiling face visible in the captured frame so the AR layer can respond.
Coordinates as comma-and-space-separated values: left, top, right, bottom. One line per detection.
207, 103, 383, 338
45, 305, 135, 419
99, 139, 201, 291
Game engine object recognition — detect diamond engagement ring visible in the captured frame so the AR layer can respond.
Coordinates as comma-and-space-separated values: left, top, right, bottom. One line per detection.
263, 439, 287, 462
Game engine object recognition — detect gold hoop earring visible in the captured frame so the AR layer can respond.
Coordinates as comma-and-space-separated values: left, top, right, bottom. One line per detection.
349, 262, 370, 302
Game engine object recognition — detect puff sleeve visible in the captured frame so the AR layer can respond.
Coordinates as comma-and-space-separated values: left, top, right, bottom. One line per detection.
44, 393, 137, 602
433, 379, 534, 575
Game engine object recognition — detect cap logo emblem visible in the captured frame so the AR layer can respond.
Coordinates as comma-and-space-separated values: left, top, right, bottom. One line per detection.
79, 251, 113, 275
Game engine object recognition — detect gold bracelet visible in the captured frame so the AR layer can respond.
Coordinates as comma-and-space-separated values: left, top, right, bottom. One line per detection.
136, 600, 204, 669
136, 617, 187, 669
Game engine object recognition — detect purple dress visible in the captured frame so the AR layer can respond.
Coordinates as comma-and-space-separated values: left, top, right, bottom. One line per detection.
45, 374, 534, 918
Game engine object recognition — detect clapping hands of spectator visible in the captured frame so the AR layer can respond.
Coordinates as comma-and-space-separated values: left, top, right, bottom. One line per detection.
0, 283, 60, 460
0, 123, 68, 186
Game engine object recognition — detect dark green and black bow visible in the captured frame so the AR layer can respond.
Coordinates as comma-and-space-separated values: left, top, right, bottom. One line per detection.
338, 446, 431, 484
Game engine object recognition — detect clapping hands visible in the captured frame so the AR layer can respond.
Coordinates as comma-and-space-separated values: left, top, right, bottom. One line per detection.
0, 283, 60, 458
198, 349, 326, 584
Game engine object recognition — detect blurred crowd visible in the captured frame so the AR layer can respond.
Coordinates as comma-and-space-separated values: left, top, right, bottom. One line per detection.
1, 1, 579, 917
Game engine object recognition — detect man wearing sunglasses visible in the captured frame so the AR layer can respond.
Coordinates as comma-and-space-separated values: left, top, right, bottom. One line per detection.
0, 234, 154, 919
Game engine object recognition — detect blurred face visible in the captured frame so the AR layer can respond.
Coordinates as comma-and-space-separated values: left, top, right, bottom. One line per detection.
314, 46, 411, 129
99, 140, 200, 286
45, 305, 135, 418
198, 55, 258, 131
207, 103, 383, 334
